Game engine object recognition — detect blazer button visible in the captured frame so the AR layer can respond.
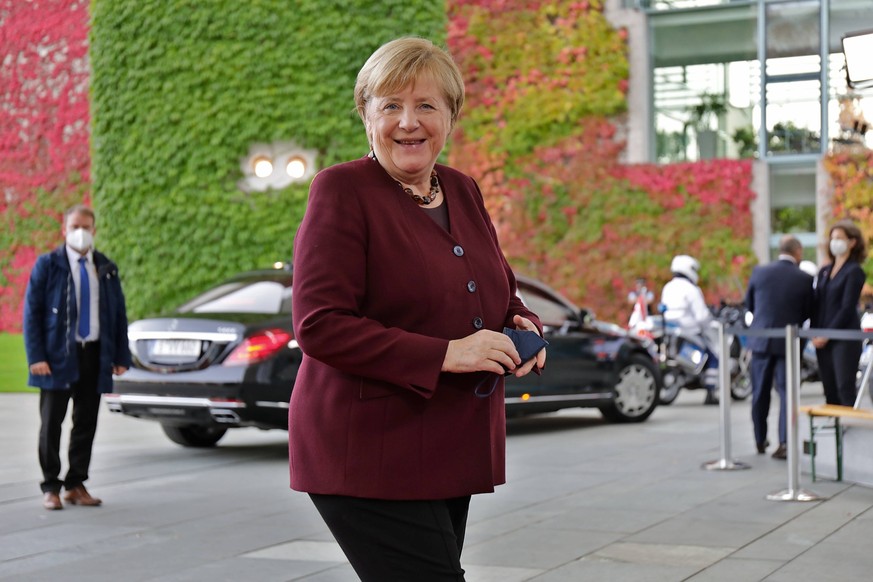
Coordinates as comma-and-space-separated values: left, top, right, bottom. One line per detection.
467, 280, 477, 293
472, 317, 484, 329
453, 245, 464, 257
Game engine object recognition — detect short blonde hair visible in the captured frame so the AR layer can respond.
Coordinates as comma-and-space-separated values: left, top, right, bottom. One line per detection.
354, 37, 465, 127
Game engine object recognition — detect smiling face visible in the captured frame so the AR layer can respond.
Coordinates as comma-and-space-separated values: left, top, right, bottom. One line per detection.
364, 75, 453, 188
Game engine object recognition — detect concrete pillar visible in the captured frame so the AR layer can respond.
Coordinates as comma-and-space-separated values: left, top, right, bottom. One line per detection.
606, 0, 650, 164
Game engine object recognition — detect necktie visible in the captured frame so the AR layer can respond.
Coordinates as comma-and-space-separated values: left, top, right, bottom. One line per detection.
78, 257, 90, 339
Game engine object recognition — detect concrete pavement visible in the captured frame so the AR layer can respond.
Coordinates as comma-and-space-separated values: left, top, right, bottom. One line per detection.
1, 384, 872, 581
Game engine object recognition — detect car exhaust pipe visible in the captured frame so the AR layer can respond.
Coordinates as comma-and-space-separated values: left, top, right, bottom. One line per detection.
210, 409, 241, 424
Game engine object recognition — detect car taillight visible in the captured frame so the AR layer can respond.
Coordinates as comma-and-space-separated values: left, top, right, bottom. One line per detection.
223, 329, 293, 366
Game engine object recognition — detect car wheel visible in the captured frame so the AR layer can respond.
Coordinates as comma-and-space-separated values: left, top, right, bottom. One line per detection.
161, 424, 227, 447
600, 354, 660, 423
730, 370, 753, 400
658, 371, 681, 405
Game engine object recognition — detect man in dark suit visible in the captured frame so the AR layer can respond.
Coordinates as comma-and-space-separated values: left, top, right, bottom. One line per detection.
745, 235, 814, 459
23, 205, 132, 510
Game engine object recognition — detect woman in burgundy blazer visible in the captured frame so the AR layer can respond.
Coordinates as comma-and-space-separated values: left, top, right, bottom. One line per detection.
289, 38, 544, 580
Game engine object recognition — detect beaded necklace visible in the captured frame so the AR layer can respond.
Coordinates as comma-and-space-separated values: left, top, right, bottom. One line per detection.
398, 171, 440, 206
369, 151, 440, 206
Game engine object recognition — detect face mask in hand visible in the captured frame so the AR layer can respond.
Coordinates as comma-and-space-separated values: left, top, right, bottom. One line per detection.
66, 228, 94, 253
829, 238, 848, 257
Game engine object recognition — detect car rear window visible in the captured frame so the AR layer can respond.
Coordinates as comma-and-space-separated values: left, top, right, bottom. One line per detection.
517, 286, 575, 329
177, 279, 292, 314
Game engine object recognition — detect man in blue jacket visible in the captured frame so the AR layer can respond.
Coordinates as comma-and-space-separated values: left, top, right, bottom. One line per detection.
23, 205, 132, 510
745, 235, 814, 460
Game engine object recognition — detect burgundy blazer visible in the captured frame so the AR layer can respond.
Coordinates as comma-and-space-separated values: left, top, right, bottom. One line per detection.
289, 156, 540, 500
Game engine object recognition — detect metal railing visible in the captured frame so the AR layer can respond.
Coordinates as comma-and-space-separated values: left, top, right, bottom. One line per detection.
705, 321, 873, 501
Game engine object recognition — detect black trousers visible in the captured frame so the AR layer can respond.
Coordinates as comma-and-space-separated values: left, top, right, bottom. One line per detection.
750, 352, 787, 446
38, 342, 101, 494
309, 493, 471, 582
817, 340, 862, 406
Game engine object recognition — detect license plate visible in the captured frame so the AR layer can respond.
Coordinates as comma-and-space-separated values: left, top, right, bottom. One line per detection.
152, 339, 202, 358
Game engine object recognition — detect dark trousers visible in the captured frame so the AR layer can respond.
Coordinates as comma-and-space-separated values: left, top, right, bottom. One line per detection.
751, 352, 787, 446
310, 493, 471, 582
38, 342, 101, 494
817, 340, 863, 406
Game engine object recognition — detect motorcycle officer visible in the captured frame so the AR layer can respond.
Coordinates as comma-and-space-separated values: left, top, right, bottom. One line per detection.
660, 255, 720, 405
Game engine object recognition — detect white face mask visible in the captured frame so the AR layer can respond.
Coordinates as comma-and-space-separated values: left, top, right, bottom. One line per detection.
66, 228, 94, 253
829, 238, 849, 257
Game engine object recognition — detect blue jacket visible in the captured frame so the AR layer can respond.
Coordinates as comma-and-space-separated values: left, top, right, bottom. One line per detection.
745, 259, 814, 355
23, 246, 133, 392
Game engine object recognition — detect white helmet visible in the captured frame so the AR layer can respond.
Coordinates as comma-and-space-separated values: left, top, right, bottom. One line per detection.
799, 260, 818, 277
670, 255, 700, 284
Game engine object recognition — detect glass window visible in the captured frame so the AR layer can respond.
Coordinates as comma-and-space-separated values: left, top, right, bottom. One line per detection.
768, 162, 818, 260
177, 279, 293, 314
829, 1, 873, 151
828, 54, 873, 151
765, 75, 822, 155
517, 285, 576, 330
654, 62, 760, 162
651, 3, 759, 162
765, 1, 820, 62
632, 0, 734, 10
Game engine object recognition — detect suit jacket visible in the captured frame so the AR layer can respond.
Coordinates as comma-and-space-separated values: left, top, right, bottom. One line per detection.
289, 157, 540, 500
23, 246, 132, 392
745, 259, 814, 355
811, 260, 866, 333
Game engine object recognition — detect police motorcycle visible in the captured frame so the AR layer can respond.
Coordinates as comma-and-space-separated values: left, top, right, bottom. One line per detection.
628, 283, 752, 405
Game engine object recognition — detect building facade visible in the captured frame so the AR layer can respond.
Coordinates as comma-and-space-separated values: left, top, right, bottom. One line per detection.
612, 0, 873, 263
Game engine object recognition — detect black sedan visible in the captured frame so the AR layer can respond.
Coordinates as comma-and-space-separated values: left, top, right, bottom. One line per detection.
106, 267, 659, 447
507, 275, 659, 422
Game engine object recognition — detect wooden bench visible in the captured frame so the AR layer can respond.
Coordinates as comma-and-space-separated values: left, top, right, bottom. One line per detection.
800, 404, 873, 481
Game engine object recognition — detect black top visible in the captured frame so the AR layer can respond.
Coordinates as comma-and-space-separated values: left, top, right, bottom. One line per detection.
421, 200, 450, 231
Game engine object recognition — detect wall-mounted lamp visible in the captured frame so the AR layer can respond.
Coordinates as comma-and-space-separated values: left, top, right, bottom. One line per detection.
239, 142, 317, 192
842, 29, 873, 89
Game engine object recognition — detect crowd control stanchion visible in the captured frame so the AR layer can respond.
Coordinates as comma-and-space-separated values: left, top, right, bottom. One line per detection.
854, 352, 872, 409
703, 320, 750, 471
767, 324, 822, 502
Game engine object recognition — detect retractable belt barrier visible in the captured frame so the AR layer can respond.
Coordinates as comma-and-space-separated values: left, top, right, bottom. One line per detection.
703, 323, 873, 502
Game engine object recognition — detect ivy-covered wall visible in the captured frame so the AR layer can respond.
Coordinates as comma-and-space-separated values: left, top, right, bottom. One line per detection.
0, 0, 91, 332
90, 0, 445, 320
825, 149, 873, 285
1, 0, 764, 331
447, 0, 755, 322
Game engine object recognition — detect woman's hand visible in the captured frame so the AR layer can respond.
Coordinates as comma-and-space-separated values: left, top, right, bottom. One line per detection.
511, 315, 547, 377
812, 336, 828, 349
442, 330, 521, 375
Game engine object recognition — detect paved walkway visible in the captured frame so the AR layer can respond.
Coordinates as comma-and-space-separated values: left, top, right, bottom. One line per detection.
1, 384, 872, 581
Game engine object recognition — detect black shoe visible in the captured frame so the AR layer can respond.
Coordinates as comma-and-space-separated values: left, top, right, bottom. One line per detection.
756, 440, 770, 454
771, 444, 787, 460
704, 391, 719, 405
